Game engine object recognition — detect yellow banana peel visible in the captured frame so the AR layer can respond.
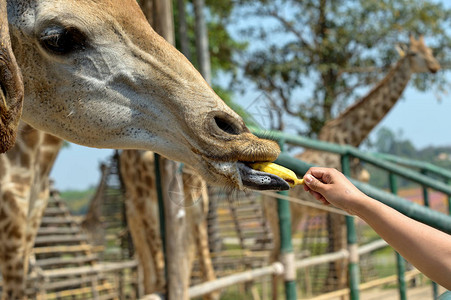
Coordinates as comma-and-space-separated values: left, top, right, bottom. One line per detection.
249, 162, 304, 188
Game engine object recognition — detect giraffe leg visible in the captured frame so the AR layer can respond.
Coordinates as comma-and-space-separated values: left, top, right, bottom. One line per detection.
195, 221, 219, 300
125, 198, 165, 294
142, 218, 165, 293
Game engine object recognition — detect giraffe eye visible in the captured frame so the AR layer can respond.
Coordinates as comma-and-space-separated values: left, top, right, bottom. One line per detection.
40, 26, 87, 55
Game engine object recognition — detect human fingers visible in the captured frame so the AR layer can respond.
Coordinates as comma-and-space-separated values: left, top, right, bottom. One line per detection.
303, 173, 327, 193
305, 167, 336, 184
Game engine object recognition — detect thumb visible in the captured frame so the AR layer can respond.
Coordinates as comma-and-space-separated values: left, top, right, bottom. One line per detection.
304, 174, 326, 192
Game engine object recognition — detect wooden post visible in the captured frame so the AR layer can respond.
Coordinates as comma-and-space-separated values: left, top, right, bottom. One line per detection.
176, 0, 191, 60
152, 0, 175, 45
160, 157, 189, 300
141, 1, 190, 298
193, 0, 212, 85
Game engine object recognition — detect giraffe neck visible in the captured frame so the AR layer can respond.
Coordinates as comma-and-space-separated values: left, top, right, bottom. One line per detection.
319, 56, 413, 146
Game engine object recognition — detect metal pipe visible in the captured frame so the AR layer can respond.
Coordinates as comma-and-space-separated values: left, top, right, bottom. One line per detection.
154, 153, 167, 278
274, 153, 451, 234
421, 170, 439, 300
341, 154, 360, 300
374, 152, 451, 181
251, 128, 451, 196
278, 190, 297, 300
389, 173, 406, 300
448, 178, 451, 216
276, 139, 297, 300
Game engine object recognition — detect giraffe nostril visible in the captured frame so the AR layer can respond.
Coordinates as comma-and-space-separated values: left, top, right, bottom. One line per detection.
214, 116, 241, 135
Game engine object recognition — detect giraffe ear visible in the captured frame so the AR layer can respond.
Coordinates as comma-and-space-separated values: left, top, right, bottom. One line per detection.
0, 0, 24, 153
395, 44, 407, 57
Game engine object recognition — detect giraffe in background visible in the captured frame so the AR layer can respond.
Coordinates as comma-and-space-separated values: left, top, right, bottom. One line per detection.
264, 35, 441, 289
119, 150, 218, 299
0, 122, 63, 298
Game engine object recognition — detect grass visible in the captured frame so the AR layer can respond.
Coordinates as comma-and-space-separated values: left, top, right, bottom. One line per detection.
59, 188, 95, 215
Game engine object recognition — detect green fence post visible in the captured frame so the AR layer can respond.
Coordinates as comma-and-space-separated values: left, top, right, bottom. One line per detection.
421, 170, 439, 300
447, 178, 451, 216
341, 154, 359, 300
154, 153, 168, 278
389, 173, 407, 300
277, 139, 297, 300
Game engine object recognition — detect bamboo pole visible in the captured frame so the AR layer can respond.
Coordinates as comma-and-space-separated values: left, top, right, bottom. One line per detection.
140, 239, 388, 299
42, 261, 138, 278
305, 269, 421, 300
295, 250, 349, 270
188, 262, 284, 298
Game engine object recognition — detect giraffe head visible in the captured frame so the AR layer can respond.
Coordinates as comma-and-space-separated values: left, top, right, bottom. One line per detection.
398, 35, 441, 74
3, 0, 286, 190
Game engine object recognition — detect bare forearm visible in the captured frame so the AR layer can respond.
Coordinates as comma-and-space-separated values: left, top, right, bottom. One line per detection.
354, 196, 451, 289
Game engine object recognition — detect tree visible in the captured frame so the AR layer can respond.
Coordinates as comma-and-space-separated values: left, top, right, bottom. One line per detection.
193, 0, 212, 84
232, 0, 451, 135
172, 0, 259, 125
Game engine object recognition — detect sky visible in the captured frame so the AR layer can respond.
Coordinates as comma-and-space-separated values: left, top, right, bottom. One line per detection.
48, 0, 451, 191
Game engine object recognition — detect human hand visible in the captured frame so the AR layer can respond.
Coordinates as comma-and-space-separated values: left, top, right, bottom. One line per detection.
302, 167, 367, 215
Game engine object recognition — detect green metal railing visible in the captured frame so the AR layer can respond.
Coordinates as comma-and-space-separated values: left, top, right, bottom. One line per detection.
374, 152, 451, 181
273, 152, 451, 233
388, 173, 407, 300
154, 127, 451, 299
276, 141, 297, 299
251, 127, 451, 299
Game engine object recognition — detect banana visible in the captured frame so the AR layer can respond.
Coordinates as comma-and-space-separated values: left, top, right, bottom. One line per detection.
249, 162, 304, 188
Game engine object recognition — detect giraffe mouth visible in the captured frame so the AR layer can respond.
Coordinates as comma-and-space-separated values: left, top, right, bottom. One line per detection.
237, 162, 290, 191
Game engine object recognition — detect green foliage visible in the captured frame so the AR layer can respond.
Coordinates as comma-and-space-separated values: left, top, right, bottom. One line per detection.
59, 188, 95, 215
173, 0, 252, 123
173, 0, 247, 76
365, 126, 451, 188
232, 0, 451, 136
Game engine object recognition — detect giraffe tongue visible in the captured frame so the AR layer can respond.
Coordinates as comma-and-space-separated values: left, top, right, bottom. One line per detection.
237, 163, 290, 191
